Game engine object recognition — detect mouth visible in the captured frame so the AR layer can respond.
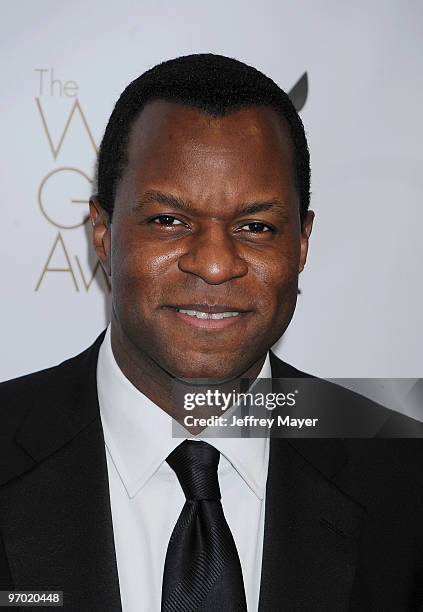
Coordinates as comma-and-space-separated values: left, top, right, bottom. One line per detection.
163, 303, 252, 330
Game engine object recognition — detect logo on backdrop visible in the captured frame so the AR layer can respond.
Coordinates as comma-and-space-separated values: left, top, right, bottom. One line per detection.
288, 72, 308, 113
34, 68, 111, 292
32, 68, 308, 293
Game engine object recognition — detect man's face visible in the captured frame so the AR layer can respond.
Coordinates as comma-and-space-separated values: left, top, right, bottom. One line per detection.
92, 100, 313, 380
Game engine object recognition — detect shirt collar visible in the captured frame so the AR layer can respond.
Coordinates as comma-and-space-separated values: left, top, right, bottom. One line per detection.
97, 323, 270, 500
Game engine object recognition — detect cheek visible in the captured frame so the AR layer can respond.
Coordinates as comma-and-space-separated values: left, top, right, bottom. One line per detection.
111, 235, 173, 315
112, 219, 182, 276
250, 246, 300, 307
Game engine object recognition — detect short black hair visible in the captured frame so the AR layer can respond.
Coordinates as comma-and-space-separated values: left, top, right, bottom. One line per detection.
96, 53, 310, 224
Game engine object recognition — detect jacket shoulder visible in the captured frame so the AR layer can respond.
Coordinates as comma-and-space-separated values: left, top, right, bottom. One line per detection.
0, 360, 70, 439
1, 341, 92, 402
269, 351, 312, 379
0, 330, 106, 450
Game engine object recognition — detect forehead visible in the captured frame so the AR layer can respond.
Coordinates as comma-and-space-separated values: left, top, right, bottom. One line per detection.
121, 100, 296, 203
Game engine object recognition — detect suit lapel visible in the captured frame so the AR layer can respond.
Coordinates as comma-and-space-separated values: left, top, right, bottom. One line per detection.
259, 438, 363, 611
1, 330, 122, 612
258, 353, 365, 611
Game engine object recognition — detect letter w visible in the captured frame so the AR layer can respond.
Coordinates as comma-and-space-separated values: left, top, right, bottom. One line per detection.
36, 98, 97, 159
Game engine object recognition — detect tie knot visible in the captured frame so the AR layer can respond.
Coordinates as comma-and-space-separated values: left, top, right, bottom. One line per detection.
166, 440, 221, 501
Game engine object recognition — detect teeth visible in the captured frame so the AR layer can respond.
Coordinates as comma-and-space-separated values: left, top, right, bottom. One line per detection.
177, 309, 240, 319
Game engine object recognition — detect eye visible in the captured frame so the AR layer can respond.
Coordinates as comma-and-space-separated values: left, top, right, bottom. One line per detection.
239, 222, 273, 233
151, 215, 185, 226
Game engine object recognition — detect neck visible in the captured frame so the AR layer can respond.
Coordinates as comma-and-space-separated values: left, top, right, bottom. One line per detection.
110, 316, 267, 432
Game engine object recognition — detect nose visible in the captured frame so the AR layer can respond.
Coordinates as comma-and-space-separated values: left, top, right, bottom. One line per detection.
178, 224, 248, 284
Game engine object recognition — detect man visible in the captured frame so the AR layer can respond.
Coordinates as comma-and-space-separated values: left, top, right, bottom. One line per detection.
1, 54, 423, 611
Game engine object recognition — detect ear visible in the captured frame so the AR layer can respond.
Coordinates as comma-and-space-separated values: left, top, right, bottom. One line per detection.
89, 195, 111, 277
299, 210, 314, 273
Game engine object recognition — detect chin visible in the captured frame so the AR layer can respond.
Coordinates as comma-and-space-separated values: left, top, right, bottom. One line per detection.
167, 355, 244, 383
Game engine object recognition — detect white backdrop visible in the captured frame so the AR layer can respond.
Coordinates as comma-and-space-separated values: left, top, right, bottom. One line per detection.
1, 0, 422, 382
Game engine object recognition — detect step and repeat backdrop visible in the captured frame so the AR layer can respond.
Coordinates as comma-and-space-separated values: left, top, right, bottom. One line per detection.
1, 0, 422, 381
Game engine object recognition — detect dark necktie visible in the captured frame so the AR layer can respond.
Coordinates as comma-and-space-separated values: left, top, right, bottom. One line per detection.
161, 440, 248, 612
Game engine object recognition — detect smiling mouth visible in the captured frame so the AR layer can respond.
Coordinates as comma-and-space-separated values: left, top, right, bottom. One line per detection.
176, 308, 240, 320
164, 304, 251, 329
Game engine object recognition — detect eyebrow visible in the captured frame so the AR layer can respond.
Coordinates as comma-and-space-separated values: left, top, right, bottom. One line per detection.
134, 189, 288, 216
134, 190, 191, 211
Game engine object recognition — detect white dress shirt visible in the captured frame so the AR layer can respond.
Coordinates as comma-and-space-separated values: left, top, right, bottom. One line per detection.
96, 323, 271, 612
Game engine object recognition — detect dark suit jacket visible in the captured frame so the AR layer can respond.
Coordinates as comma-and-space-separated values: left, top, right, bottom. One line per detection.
1, 330, 423, 611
